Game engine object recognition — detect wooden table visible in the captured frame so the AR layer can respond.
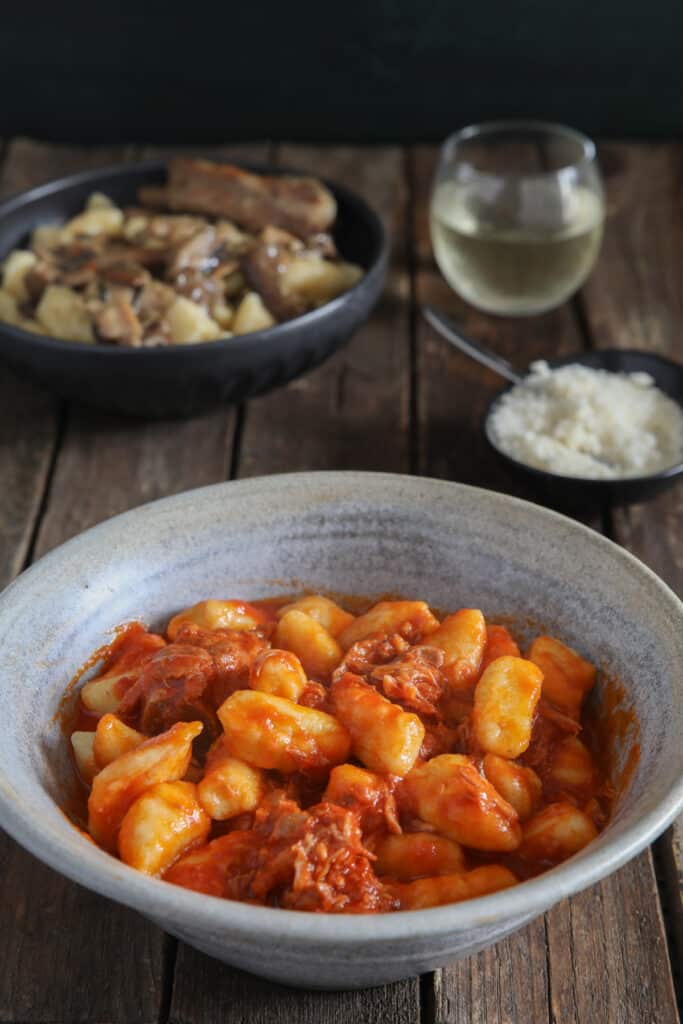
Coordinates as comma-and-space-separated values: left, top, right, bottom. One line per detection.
0, 138, 681, 1024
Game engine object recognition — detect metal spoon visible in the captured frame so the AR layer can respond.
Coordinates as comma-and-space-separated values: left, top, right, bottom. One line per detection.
422, 306, 524, 386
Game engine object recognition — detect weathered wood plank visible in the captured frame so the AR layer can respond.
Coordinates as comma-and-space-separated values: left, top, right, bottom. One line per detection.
412, 143, 558, 1024
579, 140, 683, 986
430, 918, 549, 1024
0, 140, 174, 1024
546, 855, 678, 1024
0, 142, 264, 1024
33, 404, 237, 554
412, 143, 681, 1023
166, 144, 419, 1023
169, 947, 420, 1024
238, 144, 410, 477
0, 138, 73, 589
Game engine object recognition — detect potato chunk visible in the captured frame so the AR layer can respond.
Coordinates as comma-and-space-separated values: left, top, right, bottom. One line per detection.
2, 250, 37, 300
0, 290, 19, 325
280, 256, 362, 304
232, 291, 276, 334
250, 649, 307, 702
61, 205, 123, 240
86, 192, 117, 210
31, 224, 61, 249
520, 802, 598, 865
426, 609, 487, 692
167, 599, 268, 640
338, 600, 439, 650
375, 832, 465, 880
197, 737, 265, 820
405, 753, 521, 852
275, 609, 342, 679
218, 690, 350, 773
36, 285, 94, 343
527, 636, 596, 719
118, 781, 210, 875
93, 714, 146, 768
482, 754, 542, 821
388, 865, 517, 910
472, 656, 543, 758
166, 296, 222, 344
276, 595, 354, 638
88, 721, 202, 850
330, 673, 424, 777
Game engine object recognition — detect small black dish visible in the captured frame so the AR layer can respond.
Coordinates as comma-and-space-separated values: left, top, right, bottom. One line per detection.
0, 161, 388, 418
484, 349, 683, 507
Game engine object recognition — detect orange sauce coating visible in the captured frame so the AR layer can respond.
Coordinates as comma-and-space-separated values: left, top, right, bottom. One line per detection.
61, 595, 637, 913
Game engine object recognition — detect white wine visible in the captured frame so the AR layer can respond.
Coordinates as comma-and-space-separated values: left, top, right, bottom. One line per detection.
430, 181, 604, 316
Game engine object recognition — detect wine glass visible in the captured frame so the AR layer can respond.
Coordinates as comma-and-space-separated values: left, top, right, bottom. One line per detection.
429, 121, 605, 316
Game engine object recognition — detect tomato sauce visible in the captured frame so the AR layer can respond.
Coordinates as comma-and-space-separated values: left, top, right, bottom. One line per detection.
60, 594, 637, 912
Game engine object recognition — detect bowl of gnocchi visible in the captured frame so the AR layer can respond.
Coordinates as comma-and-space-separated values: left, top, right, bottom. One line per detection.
0, 471, 681, 988
0, 158, 386, 416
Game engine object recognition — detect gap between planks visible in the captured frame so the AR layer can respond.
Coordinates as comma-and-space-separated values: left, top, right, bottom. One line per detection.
164, 141, 421, 1024
410, 142, 681, 1024
0, 136, 679, 1024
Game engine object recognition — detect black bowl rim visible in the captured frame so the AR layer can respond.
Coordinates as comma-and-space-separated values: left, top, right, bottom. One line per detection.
0, 158, 388, 357
483, 348, 683, 488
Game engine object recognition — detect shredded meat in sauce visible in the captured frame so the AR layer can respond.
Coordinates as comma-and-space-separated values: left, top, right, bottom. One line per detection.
68, 596, 619, 913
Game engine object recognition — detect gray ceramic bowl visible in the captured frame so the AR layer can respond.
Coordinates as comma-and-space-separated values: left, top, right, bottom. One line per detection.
0, 472, 682, 989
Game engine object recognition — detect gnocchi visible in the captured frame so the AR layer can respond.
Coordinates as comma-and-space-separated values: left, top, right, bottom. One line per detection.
276, 594, 354, 638
93, 714, 146, 768
472, 656, 542, 758
250, 649, 307, 702
482, 754, 542, 821
331, 673, 424, 776
167, 599, 268, 639
405, 754, 522, 852
88, 721, 202, 850
337, 600, 439, 651
71, 731, 98, 783
548, 736, 596, 797
388, 865, 517, 910
374, 832, 465, 880
275, 609, 342, 679
218, 690, 351, 772
426, 609, 487, 692
520, 802, 598, 865
65, 593, 615, 914
118, 781, 210, 875
197, 737, 265, 820
527, 635, 596, 719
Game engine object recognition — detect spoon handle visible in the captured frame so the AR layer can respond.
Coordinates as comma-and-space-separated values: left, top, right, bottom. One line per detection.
422, 306, 525, 387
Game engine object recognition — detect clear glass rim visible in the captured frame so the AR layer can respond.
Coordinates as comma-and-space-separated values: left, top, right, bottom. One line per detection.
440, 119, 597, 178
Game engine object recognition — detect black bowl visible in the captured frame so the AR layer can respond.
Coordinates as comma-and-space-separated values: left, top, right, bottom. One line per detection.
0, 161, 388, 417
484, 349, 683, 507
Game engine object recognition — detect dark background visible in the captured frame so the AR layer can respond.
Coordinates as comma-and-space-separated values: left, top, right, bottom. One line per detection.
3, 0, 682, 143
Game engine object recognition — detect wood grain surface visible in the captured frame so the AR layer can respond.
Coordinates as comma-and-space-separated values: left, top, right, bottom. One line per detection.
0, 139, 679, 1024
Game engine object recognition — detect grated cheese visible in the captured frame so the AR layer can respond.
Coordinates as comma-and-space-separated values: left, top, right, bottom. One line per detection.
488, 360, 683, 479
